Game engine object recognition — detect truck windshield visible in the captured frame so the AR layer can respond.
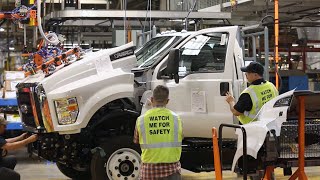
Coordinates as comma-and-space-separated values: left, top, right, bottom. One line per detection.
136, 36, 181, 68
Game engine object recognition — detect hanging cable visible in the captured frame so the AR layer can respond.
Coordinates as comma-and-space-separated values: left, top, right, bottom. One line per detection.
37, 0, 60, 45
123, 0, 127, 44
149, 0, 152, 35
142, 0, 150, 44
185, 0, 198, 30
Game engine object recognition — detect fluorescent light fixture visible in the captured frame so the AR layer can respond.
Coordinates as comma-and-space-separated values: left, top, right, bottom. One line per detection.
9, 47, 15, 51
0, 28, 4, 32
169, 19, 184, 22
292, 43, 299, 47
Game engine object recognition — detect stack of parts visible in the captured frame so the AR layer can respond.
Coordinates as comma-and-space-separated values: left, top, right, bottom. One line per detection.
3, 71, 25, 99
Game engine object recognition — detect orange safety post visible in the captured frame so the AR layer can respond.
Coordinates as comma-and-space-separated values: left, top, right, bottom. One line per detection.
212, 127, 222, 180
263, 166, 275, 180
289, 96, 308, 180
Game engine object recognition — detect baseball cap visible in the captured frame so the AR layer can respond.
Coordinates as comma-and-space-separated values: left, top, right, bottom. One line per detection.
240, 61, 264, 76
0, 116, 8, 126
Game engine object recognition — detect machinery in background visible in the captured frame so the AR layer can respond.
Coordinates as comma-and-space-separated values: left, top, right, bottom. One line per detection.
0, 0, 81, 78
19, 45, 82, 77
0, 0, 37, 26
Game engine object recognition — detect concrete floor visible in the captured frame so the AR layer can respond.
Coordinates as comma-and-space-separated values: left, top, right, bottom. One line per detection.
8, 148, 320, 180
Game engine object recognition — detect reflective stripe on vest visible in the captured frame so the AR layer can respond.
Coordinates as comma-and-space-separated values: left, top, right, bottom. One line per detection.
238, 81, 278, 124
244, 87, 260, 119
140, 142, 182, 149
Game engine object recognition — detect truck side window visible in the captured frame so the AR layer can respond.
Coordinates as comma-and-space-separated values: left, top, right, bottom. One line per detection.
178, 33, 228, 77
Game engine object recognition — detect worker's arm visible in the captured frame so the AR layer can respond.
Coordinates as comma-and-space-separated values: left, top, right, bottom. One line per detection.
133, 127, 139, 144
227, 100, 242, 116
225, 92, 243, 116
2, 134, 38, 151
133, 118, 140, 144
6, 132, 28, 143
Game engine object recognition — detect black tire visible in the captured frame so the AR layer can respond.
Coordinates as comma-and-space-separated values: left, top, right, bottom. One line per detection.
91, 136, 141, 180
56, 162, 91, 180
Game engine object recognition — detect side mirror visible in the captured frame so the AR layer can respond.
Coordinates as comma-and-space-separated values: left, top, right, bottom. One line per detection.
165, 48, 180, 83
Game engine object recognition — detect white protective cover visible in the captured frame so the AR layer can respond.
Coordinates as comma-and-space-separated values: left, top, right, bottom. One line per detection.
231, 90, 295, 171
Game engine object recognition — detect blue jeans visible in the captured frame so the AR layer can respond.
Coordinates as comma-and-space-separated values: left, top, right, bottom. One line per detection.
0, 155, 20, 180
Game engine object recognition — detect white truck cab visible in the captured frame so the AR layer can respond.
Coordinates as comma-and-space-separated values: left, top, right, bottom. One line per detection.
147, 26, 245, 138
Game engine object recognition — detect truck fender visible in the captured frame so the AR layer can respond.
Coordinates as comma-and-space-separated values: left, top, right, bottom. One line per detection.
47, 71, 135, 133
81, 84, 134, 128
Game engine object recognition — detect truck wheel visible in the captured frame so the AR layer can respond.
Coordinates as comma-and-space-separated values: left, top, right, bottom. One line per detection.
91, 137, 141, 180
56, 162, 91, 180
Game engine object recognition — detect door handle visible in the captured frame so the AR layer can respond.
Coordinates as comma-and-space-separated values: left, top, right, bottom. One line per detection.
220, 82, 229, 96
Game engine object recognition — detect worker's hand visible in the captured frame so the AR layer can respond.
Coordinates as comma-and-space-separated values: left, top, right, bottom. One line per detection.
225, 91, 235, 104
21, 132, 29, 139
27, 134, 38, 143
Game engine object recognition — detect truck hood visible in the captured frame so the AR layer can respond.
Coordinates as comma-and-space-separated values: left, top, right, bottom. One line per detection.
20, 42, 137, 93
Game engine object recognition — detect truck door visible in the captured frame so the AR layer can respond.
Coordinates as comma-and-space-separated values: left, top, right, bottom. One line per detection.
152, 27, 239, 138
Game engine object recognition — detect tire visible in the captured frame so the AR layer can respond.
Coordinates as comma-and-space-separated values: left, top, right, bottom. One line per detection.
91, 136, 141, 180
56, 162, 91, 180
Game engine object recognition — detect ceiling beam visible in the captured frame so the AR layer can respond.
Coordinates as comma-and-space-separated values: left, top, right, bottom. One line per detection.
45, 10, 231, 20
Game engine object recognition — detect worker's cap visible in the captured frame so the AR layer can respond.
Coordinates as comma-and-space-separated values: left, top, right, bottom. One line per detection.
0, 116, 8, 126
240, 61, 264, 76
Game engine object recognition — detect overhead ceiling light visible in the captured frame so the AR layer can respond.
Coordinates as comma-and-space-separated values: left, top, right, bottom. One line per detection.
9, 47, 15, 51
0, 28, 5, 32
292, 43, 299, 47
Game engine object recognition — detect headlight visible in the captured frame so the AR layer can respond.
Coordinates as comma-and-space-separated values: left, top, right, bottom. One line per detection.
54, 97, 79, 125
273, 96, 293, 108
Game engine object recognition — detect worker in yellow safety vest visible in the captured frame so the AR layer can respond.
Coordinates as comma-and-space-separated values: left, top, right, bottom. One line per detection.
134, 85, 183, 180
225, 62, 279, 124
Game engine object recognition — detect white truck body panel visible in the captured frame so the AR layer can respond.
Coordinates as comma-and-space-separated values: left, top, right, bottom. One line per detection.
21, 42, 137, 134
232, 90, 295, 171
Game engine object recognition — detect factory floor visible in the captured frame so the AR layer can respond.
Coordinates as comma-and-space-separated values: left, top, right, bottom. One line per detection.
9, 148, 320, 180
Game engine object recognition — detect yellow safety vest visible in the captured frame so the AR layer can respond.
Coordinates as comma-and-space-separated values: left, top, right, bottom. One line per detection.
137, 108, 183, 163
238, 81, 278, 124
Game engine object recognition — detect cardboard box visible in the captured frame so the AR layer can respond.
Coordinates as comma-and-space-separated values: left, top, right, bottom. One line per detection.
4, 91, 17, 99
4, 80, 22, 91
4, 71, 25, 81
6, 114, 21, 122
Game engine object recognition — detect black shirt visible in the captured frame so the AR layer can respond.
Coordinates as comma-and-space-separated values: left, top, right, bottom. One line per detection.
234, 78, 266, 113
0, 136, 7, 160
